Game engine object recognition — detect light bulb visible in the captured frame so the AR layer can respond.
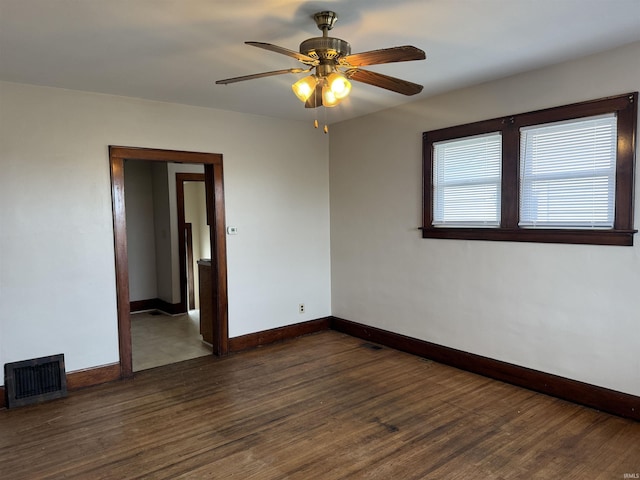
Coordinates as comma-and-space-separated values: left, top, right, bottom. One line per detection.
292, 76, 318, 102
322, 84, 340, 107
326, 72, 351, 100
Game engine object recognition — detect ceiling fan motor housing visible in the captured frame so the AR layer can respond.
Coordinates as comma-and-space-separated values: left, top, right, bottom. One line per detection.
300, 37, 351, 63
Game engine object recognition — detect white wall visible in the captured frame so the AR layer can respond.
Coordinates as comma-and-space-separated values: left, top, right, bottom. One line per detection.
152, 162, 173, 303
124, 160, 158, 302
330, 41, 640, 396
0, 81, 331, 385
184, 181, 209, 309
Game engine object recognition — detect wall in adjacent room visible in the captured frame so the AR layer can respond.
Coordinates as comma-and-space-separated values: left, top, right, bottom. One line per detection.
329, 41, 640, 396
166, 163, 205, 304
124, 160, 207, 306
151, 162, 173, 303
184, 180, 209, 309
124, 160, 158, 302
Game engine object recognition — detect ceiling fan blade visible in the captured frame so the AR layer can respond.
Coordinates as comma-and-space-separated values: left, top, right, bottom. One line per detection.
342, 46, 425, 67
216, 68, 309, 85
245, 41, 318, 65
347, 69, 423, 96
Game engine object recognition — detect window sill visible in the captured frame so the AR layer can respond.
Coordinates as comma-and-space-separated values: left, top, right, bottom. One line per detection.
420, 227, 636, 246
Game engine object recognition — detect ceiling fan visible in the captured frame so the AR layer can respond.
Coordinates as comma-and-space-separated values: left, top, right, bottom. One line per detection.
216, 11, 426, 111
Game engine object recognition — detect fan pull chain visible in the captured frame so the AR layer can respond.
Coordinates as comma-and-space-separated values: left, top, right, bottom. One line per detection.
311, 118, 327, 133
323, 105, 329, 134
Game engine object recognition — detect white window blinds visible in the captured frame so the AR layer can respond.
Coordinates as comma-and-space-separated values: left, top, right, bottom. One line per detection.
433, 133, 502, 227
519, 114, 617, 229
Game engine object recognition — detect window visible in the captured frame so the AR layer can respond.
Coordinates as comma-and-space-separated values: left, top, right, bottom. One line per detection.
433, 133, 502, 227
519, 114, 616, 229
422, 93, 637, 245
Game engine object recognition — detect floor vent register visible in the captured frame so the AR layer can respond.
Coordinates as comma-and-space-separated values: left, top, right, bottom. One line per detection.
4, 354, 67, 408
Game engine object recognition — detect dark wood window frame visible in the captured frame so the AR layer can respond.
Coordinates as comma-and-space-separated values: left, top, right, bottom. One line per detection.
422, 92, 638, 246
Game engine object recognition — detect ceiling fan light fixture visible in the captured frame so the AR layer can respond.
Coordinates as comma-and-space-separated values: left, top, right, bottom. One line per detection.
292, 75, 318, 102
217, 10, 426, 121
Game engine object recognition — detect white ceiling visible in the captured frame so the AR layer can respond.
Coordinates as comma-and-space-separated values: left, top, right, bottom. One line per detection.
2, 0, 640, 123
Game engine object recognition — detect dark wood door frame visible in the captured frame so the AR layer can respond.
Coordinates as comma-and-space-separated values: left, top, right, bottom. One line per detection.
185, 223, 195, 310
176, 173, 206, 313
109, 146, 229, 378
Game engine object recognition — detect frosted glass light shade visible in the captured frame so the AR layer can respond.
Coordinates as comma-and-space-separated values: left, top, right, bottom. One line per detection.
322, 85, 340, 107
326, 72, 351, 100
292, 76, 318, 102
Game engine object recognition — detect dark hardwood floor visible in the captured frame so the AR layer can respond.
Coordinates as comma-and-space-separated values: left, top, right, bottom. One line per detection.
1, 331, 639, 479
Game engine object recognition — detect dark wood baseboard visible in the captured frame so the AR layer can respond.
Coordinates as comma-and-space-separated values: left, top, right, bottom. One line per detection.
130, 298, 158, 312
330, 317, 640, 421
156, 299, 184, 316
130, 298, 184, 315
1, 363, 121, 410
229, 318, 331, 352
66, 363, 122, 391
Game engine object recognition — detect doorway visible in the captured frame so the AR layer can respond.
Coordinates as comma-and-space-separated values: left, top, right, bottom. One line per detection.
176, 173, 208, 314
109, 146, 229, 379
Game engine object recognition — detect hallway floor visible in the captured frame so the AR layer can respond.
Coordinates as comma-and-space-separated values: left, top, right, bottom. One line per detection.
131, 310, 212, 371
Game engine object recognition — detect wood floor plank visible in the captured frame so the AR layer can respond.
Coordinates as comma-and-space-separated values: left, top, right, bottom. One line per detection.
1, 331, 639, 479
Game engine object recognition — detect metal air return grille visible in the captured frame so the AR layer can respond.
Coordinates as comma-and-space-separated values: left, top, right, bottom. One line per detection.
4, 354, 67, 408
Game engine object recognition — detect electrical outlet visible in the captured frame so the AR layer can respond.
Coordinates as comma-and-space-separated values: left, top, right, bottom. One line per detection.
299, 303, 305, 314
